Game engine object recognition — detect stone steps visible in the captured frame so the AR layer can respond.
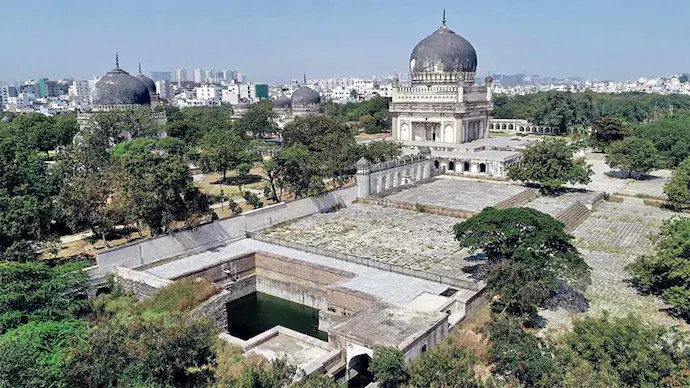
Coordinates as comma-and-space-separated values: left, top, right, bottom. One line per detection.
495, 188, 540, 210
555, 201, 591, 233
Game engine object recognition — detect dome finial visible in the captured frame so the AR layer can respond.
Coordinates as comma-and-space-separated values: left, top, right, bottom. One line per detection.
115, 52, 120, 69
303, 73, 307, 85
138, 62, 142, 75
442, 9, 446, 26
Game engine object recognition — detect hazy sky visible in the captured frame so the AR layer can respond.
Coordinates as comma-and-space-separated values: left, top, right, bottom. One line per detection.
1, 0, 688, 83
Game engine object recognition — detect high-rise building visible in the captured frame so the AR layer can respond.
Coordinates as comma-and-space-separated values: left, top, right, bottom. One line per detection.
174, 69, 188, 82
151, 71, 173, 82
235, 72, 246, 84
193, 69, 203, 83
68, 80, 91, 104
155, 80, 174, 100
1, 85, 18, 107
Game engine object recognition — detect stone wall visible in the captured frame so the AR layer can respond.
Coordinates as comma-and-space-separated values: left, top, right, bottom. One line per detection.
189, 289, 235, 332
95, 186, 358, 277
113, 266, 172, 300
356, 155, 432, 198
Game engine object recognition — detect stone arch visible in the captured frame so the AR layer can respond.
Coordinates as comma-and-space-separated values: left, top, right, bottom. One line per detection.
381, 175, 387, 190
434, 160, 440, 170
463, 161, 470, 172
421, 344, 428, 353
479, 163, 487, 173
449, 161, 455, 171
490, 123, 494, 129
400, 122, 409, 140
348, 354, 373, 386
508, 124, 514, 130
444, 124, 453, 142
520, 126, 525, 131
501, 123, 507, 130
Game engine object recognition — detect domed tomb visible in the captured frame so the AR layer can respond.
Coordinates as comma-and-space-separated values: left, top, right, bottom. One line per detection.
92, 56, 151, 108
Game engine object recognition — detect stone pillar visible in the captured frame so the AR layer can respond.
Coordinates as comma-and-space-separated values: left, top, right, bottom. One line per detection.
355, 158, 371, 198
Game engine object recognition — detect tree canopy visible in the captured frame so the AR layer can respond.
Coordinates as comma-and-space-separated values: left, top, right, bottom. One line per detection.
237, 100, 277, 138
605, 136, 660, 178
322, 96, 391, 134
664, 157, 690, 205
589, 116, 632, 151
508, 138, 593, 193
627, 217, 690, 319
454, 207, 590, 317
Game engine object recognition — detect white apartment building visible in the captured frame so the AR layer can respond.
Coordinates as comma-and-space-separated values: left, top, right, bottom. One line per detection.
193, 69, 203, 84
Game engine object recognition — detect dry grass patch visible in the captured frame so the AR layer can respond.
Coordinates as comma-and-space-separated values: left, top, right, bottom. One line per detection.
139, 278, 220, 316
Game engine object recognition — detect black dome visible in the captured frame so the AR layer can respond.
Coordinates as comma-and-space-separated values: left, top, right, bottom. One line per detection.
136, 74, 156, 95
410, 25, 477, 74
291, 86, 321, 106
93, 66, 151, 107
272, 95, 292, 109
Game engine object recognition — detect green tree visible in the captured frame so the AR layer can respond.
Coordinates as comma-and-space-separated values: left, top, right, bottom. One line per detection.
200, 129, 253, 183
370, 347, 408, 388
118, 147, 209, 235
635, 114, 690, 167
87, 109, 160, 144
487, 315, 559, 387
664, 157, 690, 205
64, 316, 217, 387
293, 373, 342, 388
605, 136, 660, 178
561, 314, 689, 387
0, 320, 86, 387
260, 159, 282, 203
0, 260, 89, 333
589, 116, 632, 151
356, 140, 402, 163
408, 343, 479, 388
238, 100, 277, 138
0, 128, 57, 261
454, 207, 590, 317
282, 116, 356, 184
508, 138, 593, 193
275, 144, 324, 198
627, 217, 690, 318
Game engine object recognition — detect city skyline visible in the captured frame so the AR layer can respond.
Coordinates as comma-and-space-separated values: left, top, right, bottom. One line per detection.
1, 0, 689, 83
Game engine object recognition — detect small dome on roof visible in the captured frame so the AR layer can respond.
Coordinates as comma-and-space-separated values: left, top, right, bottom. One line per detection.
272, 95, 292, 109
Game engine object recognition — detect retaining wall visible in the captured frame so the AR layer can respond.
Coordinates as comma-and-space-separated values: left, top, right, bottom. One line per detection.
113, 266, 172, 300
96, 186, 358, 276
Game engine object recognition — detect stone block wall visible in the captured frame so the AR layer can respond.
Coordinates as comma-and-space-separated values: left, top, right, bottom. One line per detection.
189, 289, 235, 332
114, 266, 172, 300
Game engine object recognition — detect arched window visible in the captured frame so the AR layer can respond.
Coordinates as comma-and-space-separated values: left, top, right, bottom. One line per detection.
501, 124, 507, 130
463, 161, 470, 172
480, 163, 487, 173
448, 161, 455, 171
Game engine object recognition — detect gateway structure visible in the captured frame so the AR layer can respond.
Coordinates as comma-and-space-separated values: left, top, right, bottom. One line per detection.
390, 14, 529, 177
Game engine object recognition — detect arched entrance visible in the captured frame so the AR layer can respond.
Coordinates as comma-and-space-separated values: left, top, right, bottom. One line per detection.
448, 161, 455, 171
348, 354, 373, 387
479, 163, 487, 173
434, 160, 440, 170
463, 162, 470, 172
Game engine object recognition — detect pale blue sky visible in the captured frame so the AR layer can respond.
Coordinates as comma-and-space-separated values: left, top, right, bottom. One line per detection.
1, 0, 688, 83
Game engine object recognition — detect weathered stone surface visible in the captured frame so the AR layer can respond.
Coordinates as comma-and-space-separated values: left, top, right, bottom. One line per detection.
261, 203, 484, 283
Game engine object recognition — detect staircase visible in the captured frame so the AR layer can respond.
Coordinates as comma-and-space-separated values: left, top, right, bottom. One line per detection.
555, 201, 591, 233
495, 188, 540, 210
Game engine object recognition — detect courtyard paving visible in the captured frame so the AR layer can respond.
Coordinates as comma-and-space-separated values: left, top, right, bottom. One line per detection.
524, 190, 601, 217
540, 201, 688, 334
261, 203, 483, 283
386, 178, 525, 212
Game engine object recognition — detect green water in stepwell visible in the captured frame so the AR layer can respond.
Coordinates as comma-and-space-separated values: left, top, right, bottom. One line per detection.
226, 292, 328, 341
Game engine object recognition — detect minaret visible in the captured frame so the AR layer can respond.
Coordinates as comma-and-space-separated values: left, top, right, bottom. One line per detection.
442, 8, 446, 27
115, 52, 120, 70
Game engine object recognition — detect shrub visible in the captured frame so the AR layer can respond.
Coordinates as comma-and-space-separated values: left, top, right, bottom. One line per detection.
408, 342, 479, 388
227, 199, 243, 215
370, 347, 408, 388
243, 191, 263, 209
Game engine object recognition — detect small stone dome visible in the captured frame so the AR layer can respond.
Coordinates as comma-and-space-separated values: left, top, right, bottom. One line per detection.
272, 95, 292, 109
136, 64, 156, 96
291, 86, 321, 106
410, 25, 477, 74
93, 63, 151, 107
